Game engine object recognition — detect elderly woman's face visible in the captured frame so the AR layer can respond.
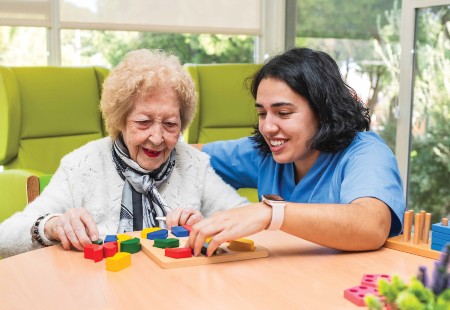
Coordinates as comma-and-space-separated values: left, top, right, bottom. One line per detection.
122, 86, 181, 171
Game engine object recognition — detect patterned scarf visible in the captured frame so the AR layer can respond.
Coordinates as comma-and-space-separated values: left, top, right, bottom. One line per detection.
112, 136, 175, 233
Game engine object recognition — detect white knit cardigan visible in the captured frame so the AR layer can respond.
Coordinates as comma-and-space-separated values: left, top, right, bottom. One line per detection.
0, 137, 248, 257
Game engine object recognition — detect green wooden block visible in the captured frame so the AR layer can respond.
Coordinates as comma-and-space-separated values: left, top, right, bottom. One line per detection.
120, 237, 141, 254
92, 238, 103, 245
153, 238, 179, 249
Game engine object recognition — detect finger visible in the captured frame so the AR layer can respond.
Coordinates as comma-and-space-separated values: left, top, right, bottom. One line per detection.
192, 221, 218, 256
178, 209, 192, 225
63, 220, 84, 251
185, 213, 203, 226
206, 233, 226, 257
168, 208, 184, 229
79, 210, 99, 241
56, 226, 71, 250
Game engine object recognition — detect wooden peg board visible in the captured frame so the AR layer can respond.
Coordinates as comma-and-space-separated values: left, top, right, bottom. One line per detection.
383, 235, 441, 260
140, 236, 269, 269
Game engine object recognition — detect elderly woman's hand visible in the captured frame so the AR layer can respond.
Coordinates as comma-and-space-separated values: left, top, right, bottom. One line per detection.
44, 208, 99, 251
165, 208, 204, 230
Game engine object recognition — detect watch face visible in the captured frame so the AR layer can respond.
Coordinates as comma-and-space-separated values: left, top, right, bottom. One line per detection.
263, 194, 284, 202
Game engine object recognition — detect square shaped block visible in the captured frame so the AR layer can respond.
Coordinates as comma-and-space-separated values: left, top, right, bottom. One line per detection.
171, 226, 189, 237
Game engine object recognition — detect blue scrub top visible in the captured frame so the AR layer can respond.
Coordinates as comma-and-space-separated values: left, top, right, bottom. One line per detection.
203, 131, 406, 237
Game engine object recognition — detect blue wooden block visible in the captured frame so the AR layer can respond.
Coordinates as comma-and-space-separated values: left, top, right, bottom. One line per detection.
431, 236, 450, 247
431, 243, 447, 252
105, 235, 118, 243
431, 223, 450, 235
171, 226, 189, 237
432, 231, 450, 242
147, 229, 168, 240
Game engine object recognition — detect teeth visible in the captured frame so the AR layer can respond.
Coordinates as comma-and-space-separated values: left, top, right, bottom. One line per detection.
270, 140, 285, 146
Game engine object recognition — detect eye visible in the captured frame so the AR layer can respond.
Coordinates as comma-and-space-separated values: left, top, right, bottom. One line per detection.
136, 120, 150, 125
278, 111, 293, 117
257, 111, 267, 118
164, 122, 177, 128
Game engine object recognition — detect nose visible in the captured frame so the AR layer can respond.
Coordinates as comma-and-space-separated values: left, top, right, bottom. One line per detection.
148, 123, 164, 145
260, 114, 279, 134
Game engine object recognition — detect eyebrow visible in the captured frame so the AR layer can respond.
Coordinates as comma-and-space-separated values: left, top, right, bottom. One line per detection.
255, 102, 294, 108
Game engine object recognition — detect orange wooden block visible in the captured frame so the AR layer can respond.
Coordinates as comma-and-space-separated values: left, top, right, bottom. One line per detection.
106, 252, 131, 272
228, 238, 255, 252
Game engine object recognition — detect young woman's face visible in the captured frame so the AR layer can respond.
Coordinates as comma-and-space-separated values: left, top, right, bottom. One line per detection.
122, 86, 181, 171
256, 78, 319, 171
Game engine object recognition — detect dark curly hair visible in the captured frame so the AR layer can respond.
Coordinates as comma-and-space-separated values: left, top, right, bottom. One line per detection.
249, 47, 370, 155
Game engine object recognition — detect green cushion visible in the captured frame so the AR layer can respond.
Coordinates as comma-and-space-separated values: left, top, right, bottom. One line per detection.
5, 133, 103, 173
39, 174, 52, 193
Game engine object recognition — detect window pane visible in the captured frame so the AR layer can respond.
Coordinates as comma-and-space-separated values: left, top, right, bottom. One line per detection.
60, 0, 260, 35
409, 5, 450, 222
61, 29, 255, 67
0, 26, 47, 65
295, 0, 401, 152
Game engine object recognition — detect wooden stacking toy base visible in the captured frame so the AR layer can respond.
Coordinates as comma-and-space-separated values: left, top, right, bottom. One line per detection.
384, 235, 441, 260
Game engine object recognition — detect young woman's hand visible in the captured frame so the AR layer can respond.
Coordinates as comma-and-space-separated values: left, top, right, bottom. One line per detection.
186, 203, 271, 256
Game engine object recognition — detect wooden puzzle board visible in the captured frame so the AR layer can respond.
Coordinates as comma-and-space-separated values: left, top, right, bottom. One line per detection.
140, 235, 269, 269
383, 235, 441, 260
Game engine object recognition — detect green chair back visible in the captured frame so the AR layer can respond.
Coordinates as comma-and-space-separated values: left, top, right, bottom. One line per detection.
0, 66, 109, 173
183, 64, 260, 202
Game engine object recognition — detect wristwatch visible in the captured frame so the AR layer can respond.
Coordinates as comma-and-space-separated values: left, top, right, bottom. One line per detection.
262, 194, 286, 230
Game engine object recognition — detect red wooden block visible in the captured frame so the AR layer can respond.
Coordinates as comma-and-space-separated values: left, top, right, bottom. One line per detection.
181, 225, 192, 233
165, 247, 192, 259
103, 242, 118, 258
361, 274, 391, 287
344, 285, 384, 307
84, 244, 104, 262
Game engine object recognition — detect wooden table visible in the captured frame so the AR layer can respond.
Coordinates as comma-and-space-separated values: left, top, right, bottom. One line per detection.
0, 231, 435, 309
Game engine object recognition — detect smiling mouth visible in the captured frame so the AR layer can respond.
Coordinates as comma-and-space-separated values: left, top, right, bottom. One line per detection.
143, 148, 162, 158
269, 139, 286, 147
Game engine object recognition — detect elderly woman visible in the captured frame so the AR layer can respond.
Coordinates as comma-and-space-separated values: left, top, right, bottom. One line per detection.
0, 49, 247, 258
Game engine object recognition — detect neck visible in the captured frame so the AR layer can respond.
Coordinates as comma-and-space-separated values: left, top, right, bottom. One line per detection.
293, 150, 320, 184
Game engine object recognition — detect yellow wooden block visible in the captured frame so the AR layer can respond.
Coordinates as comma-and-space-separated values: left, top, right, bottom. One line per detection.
227, 238, 255, 252
117, 234, 132, 251
141, 227, 162, 238
106, 252, 131, 272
